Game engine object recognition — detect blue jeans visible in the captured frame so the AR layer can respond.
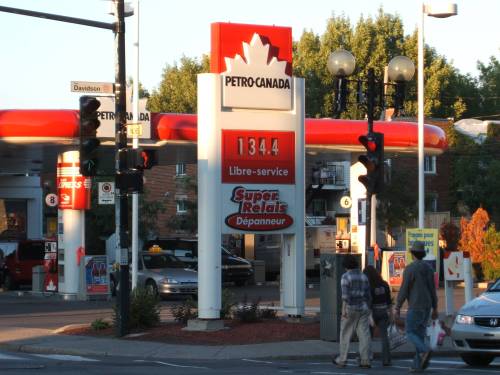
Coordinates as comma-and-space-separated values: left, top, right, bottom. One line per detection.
406, 309, 430, 368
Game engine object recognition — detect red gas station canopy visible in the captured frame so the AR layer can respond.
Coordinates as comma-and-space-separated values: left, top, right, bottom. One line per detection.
0, 110, 447, 153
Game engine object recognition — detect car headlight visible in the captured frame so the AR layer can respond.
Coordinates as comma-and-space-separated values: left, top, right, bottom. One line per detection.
455, 314, 474, 324
160, 278, 179, 284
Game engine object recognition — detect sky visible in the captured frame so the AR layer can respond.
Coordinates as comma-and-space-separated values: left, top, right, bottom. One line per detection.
0, 0, 498, 110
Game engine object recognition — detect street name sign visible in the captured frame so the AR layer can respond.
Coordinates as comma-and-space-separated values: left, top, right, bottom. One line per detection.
71, 81, 114, 94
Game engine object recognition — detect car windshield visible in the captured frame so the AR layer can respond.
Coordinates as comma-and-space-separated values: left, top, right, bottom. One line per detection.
487, 278, 500, 292
142, 254, 186, 269
221, 247, 234, 256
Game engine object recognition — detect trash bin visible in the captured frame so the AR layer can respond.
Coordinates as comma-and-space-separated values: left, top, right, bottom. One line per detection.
320, 252, 361, 341
251, 260, 265, 285
32, 265, 45, 293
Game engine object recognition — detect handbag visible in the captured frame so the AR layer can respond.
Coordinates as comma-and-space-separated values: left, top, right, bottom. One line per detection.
427, 319, 445, 350
388, 323, 407, 350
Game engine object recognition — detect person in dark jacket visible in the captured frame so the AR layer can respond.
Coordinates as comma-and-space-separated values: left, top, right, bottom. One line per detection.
364, 265, 393, 366
395, 241, 438, 372
332, 254, 372, 369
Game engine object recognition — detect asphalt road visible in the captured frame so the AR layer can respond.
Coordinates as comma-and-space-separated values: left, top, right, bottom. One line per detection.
1, 350, 499, 375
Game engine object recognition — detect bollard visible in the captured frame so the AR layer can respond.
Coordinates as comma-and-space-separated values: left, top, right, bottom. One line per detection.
463, 252, 473, 303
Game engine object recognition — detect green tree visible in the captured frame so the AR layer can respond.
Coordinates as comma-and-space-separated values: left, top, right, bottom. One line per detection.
477, 55, 500, 116
148, 55, 210, 113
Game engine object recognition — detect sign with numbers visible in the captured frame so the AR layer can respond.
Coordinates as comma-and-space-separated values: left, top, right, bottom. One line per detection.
45, 193, 58, 207
221, 130, 295, 184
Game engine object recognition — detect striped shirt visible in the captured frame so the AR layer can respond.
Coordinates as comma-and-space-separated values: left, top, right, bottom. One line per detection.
341, 269, 372, 311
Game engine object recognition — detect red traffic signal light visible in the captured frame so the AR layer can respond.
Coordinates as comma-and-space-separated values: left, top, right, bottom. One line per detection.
139, 149, 157, 170
358, 132, 384, 194
79, 96, 101, 176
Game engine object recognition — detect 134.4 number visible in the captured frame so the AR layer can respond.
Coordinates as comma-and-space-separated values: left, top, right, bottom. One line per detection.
237, 137, 279, 157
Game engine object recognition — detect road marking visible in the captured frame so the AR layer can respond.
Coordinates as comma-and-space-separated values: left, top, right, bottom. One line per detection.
311, 372, 368, 375
134, 360, 208, 369
392, 364, 499, 373
242, 358, 274, 364
33, 354, 99, 362
0, 353, 27, 360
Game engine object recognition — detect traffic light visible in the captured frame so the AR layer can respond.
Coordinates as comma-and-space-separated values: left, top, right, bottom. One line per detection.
137, 149, 157, 170
79, 96, 101, 176
358, 132, 384, 195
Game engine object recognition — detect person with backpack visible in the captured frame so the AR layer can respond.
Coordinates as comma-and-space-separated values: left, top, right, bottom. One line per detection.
364, 265, 393, 366
332, 254, 372, 369
395, 241, 438, 372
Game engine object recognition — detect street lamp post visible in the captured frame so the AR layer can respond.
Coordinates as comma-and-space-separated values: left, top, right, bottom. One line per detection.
328, 51, 414, 265
418, 3, 457, 228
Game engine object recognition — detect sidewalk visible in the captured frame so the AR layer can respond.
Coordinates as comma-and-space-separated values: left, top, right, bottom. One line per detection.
0, 316, 458, 361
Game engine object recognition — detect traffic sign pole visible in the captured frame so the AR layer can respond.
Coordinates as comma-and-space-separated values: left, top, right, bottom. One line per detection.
114, 0, 130, 337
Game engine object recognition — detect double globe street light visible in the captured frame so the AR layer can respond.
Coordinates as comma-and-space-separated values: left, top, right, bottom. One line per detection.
327, 50, 415, 265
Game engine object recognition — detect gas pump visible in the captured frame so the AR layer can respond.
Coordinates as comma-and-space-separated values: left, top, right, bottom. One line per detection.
43, 241, 58, 292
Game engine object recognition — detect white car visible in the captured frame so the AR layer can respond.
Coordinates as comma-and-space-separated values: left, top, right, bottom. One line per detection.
451, 278, 500, 366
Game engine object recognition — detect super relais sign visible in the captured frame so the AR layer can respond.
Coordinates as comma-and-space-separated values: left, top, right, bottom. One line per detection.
202, 22, 304, 234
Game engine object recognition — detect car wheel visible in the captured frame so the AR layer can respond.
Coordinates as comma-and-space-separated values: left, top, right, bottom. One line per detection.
460, 353, 494, 367
146, 280, 158, 297
4, 273, 16, 290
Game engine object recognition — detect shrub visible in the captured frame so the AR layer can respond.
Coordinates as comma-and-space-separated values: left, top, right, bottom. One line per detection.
220, 288, 236, 319
233, 295, 261, 323
113, 287, 161, 330
483, 225, 500, 281
170, 296, 197, 324
91, 318, 110, 331
259, 303, 278, 320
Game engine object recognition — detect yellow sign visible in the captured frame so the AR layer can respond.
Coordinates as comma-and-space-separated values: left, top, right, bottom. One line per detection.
406, 228, 438, 261
127, 123, 143, 137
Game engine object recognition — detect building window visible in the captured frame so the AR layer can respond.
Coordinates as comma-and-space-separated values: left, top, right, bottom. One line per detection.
176, 163, 186, 176
175, 195, 188, 215
424, 156, 436, 174
311, 199, 326, 217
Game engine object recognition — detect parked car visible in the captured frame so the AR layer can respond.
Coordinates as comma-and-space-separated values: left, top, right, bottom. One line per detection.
451, 277, 500, 366
110, 250, 197, 298
0, 240, 45, 290
143, 238, 254, 286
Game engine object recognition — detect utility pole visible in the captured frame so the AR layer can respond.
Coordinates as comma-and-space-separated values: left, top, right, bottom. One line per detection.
114, 0, 130, 337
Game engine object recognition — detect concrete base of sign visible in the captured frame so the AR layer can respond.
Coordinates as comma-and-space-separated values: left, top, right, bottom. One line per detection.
183, 319, 226, 332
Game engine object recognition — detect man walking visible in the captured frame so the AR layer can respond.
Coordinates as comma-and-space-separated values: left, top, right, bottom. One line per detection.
333, 254, 372, 368
395, 241, 438, 372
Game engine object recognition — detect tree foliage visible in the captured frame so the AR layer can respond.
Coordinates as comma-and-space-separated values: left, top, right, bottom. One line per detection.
458, 207, 489, 263
449, 128, 500, 225
440, 221, 460, 251
148, 55, 210, 113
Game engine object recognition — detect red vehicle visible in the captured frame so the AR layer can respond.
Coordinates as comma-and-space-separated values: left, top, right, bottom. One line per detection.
0, 240, 45, 290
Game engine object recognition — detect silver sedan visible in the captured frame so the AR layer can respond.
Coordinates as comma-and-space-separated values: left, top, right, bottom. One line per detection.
138, 251, 198, 297
451, 278, 500, 366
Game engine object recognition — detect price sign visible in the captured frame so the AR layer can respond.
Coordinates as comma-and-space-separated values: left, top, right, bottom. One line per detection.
221, 130, 295, 184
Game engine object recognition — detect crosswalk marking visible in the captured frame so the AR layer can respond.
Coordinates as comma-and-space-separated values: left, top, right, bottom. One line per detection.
33, 354, 99, 362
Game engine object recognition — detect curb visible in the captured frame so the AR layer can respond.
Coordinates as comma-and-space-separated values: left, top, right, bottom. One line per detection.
0, 337, 458, 361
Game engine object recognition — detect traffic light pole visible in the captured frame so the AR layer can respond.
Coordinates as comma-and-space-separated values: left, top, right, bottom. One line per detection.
365, 68, 375, 267
114, 0, 130, 337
